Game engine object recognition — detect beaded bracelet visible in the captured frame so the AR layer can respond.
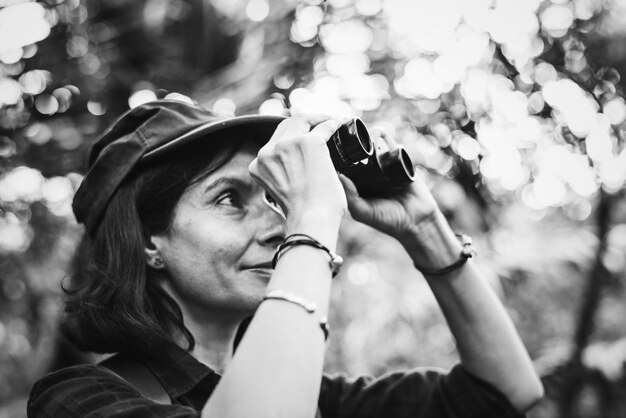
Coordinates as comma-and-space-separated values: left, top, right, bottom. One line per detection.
414, 233, 476, 276
272, 233, 343, 277
262, 289, 329, 341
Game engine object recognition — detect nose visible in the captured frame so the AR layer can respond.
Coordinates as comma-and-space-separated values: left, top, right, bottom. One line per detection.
255, 197, 286, 247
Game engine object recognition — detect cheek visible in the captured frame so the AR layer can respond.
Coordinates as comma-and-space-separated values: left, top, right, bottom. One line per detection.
170, 220, 247, 273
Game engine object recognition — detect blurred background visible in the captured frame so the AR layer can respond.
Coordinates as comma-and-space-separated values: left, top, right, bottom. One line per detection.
1, 0, 626, 416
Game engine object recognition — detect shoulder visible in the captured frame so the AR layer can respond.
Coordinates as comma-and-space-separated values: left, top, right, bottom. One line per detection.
27, 364, 197, 418
27, 364, 136, 417
30, 363, 131, 390
30, 364, 131, 396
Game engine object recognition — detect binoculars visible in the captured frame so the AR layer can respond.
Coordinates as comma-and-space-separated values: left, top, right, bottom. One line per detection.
326, 118, 416, 197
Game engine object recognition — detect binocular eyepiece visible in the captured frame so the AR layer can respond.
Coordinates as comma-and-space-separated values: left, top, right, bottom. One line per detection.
326, 118, 416, 197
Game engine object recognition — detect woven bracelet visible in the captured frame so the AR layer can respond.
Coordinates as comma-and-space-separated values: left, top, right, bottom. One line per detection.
414, 233, 476, 276
272, 233, 343, 277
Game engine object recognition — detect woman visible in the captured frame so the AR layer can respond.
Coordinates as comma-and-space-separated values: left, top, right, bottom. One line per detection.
28, 99, 542, 417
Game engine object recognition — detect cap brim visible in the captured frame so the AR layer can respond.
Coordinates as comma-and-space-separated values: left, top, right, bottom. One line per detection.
142, 114, 286, 162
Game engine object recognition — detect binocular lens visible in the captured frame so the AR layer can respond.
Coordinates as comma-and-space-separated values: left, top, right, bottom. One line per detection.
380, 146, 416, 182
341, 145, 416, 197
327, 118, 416, 197
327, 118, 373, 169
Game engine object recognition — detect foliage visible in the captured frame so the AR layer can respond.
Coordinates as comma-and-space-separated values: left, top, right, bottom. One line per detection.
0, 0, 626, 417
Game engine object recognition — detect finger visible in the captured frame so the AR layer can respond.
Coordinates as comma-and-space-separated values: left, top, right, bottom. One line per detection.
263, 192, 286, 220
338, 174, 372, 215
248, 158, 262, 185
279, 113, 333, 136
307, 117, 344, 143
249, 158, 288, 213
264, 113, 333, 149
338, 174, 358, 200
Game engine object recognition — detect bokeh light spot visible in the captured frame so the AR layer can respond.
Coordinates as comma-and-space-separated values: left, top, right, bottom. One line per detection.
528, 92, 545, 114
42, 176, 73, 204
87, 101, 106, 116
534, 62, 557, 86
585, 121, 613, 162
0, 166, 44, 202
564, 198, 592, 221
0, 3, 51, 54
79, 53, 101, 75
0, 79, 22, 106
385, 0, 462, 53
259, 98, 285, 115
164, 92, 194, 104
213, 98, 236, 115
599, 155, 626, 192
346, 261, 379, 285
22, 44, 38, 59
0, 48, 23, 64
532, 173, 567, 207
356, 0, 382, 16
128, 90, 157, 108
0, 136, 17, 158
52, 87, 73, 113
35, 94, 59, 115
603, 98, 626, 126
246, 0, 269, 22
319, 21, 373, 54
326, 53, 370, 76
541, 4, 574, 38
24, 123, 52, 145
0, 220, 32, 254
18, 70, 50, 95
66, 36, 89, 58
455, 134, 480, 160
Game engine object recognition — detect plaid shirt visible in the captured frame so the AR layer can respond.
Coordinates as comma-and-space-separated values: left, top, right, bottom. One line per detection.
28, 339, 525, 417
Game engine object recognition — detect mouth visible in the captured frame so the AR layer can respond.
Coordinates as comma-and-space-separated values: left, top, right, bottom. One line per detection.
246, 265, 273, 280
244, 262, 274, 272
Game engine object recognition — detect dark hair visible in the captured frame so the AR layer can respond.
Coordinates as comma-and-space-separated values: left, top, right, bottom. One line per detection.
62, 130, 259, 354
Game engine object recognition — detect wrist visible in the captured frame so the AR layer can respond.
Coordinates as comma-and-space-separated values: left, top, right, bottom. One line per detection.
399, 210, 464, 270
273, 234, 344, 278
413, 233, 475, 276
286, 207, 343, 251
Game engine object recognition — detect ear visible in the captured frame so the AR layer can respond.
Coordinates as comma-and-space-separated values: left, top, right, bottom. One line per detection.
145, 238, 165, 270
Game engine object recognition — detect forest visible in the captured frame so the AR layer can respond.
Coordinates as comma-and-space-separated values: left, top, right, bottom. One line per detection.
1, 0, 626, 417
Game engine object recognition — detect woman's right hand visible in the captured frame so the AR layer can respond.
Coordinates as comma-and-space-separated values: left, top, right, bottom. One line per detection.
248, 114, 347, 230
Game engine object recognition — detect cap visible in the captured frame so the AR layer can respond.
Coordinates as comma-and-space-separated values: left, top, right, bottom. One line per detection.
72, 99, 285, 233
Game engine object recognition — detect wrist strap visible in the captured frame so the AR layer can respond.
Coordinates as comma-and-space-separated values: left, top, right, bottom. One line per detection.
262, 289, 329, 341
414, 233, 476, 276
272, 233, 343, 277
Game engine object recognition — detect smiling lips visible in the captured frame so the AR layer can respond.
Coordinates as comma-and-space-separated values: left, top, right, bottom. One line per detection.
246, 262, 273, 270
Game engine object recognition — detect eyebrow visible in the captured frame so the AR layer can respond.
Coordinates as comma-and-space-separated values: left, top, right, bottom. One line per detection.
201, 176, 255, 195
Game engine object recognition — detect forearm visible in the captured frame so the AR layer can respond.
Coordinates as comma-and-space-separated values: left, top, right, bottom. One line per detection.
400, 211, 543, 411
202, 212, 339, 418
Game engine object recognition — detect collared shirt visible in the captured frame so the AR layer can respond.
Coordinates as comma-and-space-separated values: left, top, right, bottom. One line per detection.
28, 339, 525, 417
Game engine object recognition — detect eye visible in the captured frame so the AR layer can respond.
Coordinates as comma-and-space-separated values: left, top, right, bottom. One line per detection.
216, 189, 240, 206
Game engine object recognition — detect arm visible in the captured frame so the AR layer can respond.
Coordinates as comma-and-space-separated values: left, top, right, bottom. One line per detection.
203, 115, 347, 418
401, 210, 544, 411
340, 173, 543, 412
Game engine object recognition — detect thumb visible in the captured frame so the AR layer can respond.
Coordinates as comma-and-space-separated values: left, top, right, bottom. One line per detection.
338, 174, 372, 218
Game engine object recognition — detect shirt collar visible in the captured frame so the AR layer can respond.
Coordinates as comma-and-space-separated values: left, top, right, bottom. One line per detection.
138, 338, 221, 400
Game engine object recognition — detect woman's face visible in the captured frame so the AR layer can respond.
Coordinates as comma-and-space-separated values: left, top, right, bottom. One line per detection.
150, 141, 286, 317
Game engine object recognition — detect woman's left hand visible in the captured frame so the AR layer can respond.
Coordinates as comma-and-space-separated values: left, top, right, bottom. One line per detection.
339, 169, 440, 243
